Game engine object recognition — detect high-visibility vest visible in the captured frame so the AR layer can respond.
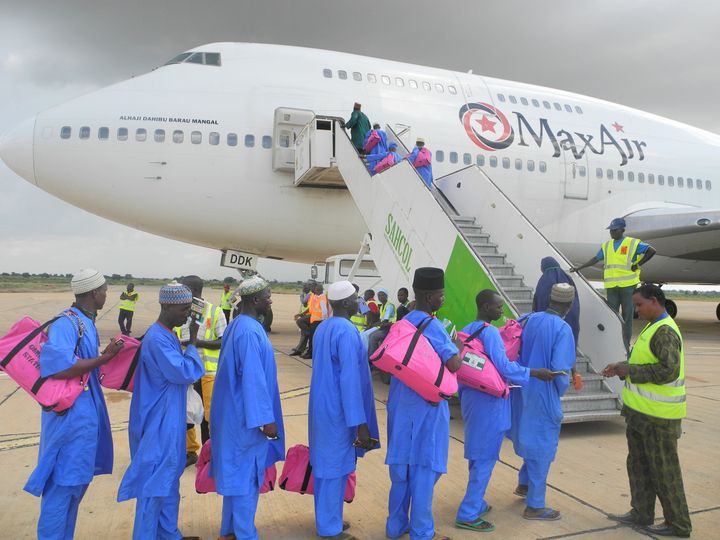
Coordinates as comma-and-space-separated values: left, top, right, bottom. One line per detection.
309, 294, 328, 323
379, 301, 397, 323
350, 314, 366, 331
119, 291, 139, 312
622, 315, 686, 420
175, 302, 223, 371
220, 290, 233, 310
602, 236, 642, 288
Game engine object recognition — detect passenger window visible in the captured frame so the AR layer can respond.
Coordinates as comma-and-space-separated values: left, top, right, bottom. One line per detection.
658, 175, 664, 185
209, 132, 220, 145
186, 52, 203, 64
696, 179, 703, 189
395, 77, 404, 87
648, 173, 654, 184
515, 158, 522, 170
353, 72, 362, 81
245, 134, 255, 147
79, 126, 90, 139
154, 129, 165, 142
554, 102, 562, 111
596, 168, 603, 179
575, 106, 583, 114
668, 176, 674, 186
527, 160, 535, 172
687, 178, 693, 189
678, 177, 684, 187
509, 95, 517, 104
227, 133, 237, 146
628, 171, 634, 182
136, 128, 147, 142
117, 127, 128, 141
98, 127, 109, 140
449, 152, 458, 164
409, 79, 418, 89
543, 101, 551, 109
262, 135, 272, 149
532, 99, 539, 107
173, 130, 184, 143
381, 75, 391, 85
497, 94, 506, 102
502, 157, 510, 169
565, 104, 572, 113
476, 154, 485, 166
435, 83, 444, 93
520, 97, 528, 106
422, 81, 431, 91
338, 70, 347, 80
204, 53, 221, 66
367, 73, 377, 83
606, 169, 613, 180
436, 150, 444, 162
489, 156, 498, 168
191, 131, 202, 144
463, 153, 471, 165
705, 180, 712, 190
578, 165, 586, 177
60, 126, 71, 139
618, 170, 624, 181
449, 85, 457, 95
539, 161, 547, 173
638, 172, 645, 183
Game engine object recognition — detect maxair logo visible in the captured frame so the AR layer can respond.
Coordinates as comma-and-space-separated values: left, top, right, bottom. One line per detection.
459, 102, 647, 166
385, 213, 413, 275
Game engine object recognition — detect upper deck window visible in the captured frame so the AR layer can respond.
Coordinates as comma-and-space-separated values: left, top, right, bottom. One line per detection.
338, 70, 348, 80
353, 72, 362, 81
164, 51, 222, 67
323, 69, 332, 78
79, 126, 90, 139
60, 126, 71, 139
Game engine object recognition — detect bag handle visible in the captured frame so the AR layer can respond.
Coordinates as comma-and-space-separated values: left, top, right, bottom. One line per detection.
401, 317, 433, 367
300, 462, 313, 494
464, 323, 489, 344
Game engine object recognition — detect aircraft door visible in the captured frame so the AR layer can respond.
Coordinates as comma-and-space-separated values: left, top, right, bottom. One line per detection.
273, 107, 315, 172
562, 148, 589, 200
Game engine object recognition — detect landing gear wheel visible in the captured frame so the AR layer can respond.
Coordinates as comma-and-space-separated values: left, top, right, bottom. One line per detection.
665, 299, 677, 319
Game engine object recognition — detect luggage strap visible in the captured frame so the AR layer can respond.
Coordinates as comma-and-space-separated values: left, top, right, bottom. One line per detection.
464, 323, 489, 344
120, 334, 144, 391
300, 462, 313, 494
401, 317, 433, 367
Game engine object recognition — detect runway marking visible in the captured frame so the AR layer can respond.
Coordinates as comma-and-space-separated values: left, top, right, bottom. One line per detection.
279, 386, 311, 400
0, 386, 20, 407
0, 421, 128, 452
687, 393, 720, 402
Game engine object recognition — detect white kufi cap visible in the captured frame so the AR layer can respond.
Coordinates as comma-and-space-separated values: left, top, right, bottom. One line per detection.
328, 280, 356, 301
71, 268, 106, 295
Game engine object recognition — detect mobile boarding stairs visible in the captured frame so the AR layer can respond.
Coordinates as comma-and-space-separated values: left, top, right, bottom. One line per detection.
293, 116, 626, 423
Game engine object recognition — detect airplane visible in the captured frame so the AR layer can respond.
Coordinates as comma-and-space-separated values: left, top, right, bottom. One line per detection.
1, 42, 719, 319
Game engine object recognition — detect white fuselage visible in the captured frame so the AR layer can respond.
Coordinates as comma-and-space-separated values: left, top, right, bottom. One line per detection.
2, 43, 719, 282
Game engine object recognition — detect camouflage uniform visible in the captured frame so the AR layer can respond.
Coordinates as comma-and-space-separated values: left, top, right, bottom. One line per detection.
621, 326, 692, 536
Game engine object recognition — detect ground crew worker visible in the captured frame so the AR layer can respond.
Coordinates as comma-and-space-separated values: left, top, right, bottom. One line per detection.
309, 280, 379, 540
176, 275, 226, 463
117, 282, 204, 540
25, 269, 123, 540
603, 283, 691, 538
363, 122, 388, 172
396, 287, 411, 320
350, 283, 369, 332
365, 288, 396, 356
303, 282, 328, 359
220, 282, 233, 323
291, 280, 314, 356
406, 138, 433, 188
344, 102, 371, 153
118, 282, 139, 335
571, 217, 656, 351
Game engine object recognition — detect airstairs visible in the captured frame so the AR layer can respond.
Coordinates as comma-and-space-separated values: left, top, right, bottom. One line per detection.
294, 116, 626, 423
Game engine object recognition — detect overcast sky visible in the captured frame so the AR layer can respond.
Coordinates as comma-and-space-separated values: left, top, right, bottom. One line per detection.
1, 1, 719, 281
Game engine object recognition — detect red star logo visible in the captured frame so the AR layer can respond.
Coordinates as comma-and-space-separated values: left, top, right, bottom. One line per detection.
477, 115, 497, 133
612, 122, 624, 133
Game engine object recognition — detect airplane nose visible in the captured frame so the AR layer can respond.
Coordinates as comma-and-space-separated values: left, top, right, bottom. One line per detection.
0, 116, 36, 185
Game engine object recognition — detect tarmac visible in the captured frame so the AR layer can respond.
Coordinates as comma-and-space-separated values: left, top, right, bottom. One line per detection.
0, 285, 718, 539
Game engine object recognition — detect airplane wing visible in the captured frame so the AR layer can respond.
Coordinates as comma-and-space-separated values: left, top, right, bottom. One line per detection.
624, 206, 720, 260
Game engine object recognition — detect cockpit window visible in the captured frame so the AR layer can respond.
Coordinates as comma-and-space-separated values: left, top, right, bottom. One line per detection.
163, 51, 222, 67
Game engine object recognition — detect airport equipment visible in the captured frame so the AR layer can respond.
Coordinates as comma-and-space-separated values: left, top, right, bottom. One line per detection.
294, 117, 625, 422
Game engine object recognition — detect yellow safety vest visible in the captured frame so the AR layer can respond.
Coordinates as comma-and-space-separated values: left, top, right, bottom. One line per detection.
220, 290, 233, 310
622, 315, 686, 420
350, 314, 366, 332
602, 236, 642, 288
119, 291, 139, 312
175, 302, 222, 371
379, 301, 397, 323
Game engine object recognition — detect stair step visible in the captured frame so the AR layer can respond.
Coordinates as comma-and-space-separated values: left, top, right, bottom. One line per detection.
566, 374, 607, 393
512, 300, 533, 314
561, 392, 621, 413
480, 253, 507, 265
472, 243, 498, 255
503, 287, 533, 301
453, 215, 476, 224
486, 263, 516, 276
458, 224, 484, 234
495, 276, 524, 287
562, 409, 622, 424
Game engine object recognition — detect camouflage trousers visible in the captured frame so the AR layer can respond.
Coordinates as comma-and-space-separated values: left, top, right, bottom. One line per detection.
626, 420, 692, 535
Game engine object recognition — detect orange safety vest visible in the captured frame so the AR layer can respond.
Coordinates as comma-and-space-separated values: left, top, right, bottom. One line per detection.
308, 293, 328, 323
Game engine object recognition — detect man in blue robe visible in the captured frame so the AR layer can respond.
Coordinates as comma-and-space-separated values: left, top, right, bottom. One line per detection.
405, 138, 433, 188
385, 267, 463, 540
210, 276, 285, 540
117, 282, 204, 540
456, 290, 555, 532
373, 142, 403, 175
25, 269, 124, 540
363, 123, 388, 173
309, 280, 380, 540
510, 283, 576, 521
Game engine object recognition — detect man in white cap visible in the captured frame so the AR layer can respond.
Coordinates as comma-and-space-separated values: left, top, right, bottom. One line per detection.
508, 282, 576, 521
405, 137, 433, 187
308, 281, 380, 540
24, 269, 124, 540
210, 276, 285, 540
118, 282, 204, 540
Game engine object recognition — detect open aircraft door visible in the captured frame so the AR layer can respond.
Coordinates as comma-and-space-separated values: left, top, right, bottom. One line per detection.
562, 147, 590, 200
273, 107, 314, 172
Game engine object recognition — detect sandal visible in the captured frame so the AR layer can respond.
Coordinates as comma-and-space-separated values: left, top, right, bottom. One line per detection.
431, 534, 453, 540
523, 507, 561, 521
513, 484, 528, 497
455, 518, 496, 532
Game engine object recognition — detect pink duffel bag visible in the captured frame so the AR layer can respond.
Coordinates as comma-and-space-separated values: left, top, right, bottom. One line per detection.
98, 334, 141, 392
0, 313, 87, 414
455, 325, 509, 398
411, 147, 432, 167
369, 317, 458, 403
279, 444, 356, 503
195, 439, 277, 494
373, 152, 398, 174
499, 317, 526, 361
363, 130, 380, 153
